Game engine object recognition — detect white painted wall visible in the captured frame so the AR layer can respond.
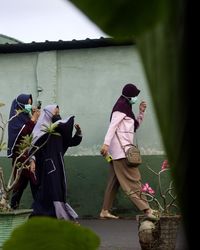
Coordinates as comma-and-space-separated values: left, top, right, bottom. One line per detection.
0, 44, 164, 156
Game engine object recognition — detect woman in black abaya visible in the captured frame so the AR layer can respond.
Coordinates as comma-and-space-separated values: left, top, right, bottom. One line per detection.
29, 104, 82, 221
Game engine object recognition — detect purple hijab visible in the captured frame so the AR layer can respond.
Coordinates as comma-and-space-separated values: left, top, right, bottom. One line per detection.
7, 94, 32, 157
111, 83, 140, 132
31, 104, 72, 146
31, 104, 58, 145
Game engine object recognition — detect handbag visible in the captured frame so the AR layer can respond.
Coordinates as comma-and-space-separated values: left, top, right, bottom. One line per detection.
116, 132, 142, 167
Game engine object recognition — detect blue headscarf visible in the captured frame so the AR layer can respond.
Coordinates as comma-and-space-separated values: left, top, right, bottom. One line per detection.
7, 94, 32, 158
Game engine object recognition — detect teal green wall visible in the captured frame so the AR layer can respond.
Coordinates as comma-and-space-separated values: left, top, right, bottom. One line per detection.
1, 155, 172, 218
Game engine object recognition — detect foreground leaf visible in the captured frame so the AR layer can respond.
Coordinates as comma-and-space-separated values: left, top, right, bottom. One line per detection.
3, 217, 100, 250
69, 0, 167, 37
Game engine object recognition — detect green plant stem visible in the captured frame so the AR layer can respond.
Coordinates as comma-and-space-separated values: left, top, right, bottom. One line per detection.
158, 170, 167, 210
144, 192, 164, 212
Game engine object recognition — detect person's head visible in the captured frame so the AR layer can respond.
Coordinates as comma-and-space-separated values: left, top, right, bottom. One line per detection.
53, 106, 60, 116
43, 104, 61, 123
52, 106, 61, 123
9, 93, 33, 118
16, 94, 33, 114
31, 104, 62, 146
7, 94, 33, 157
122, 83, 140, 104
15, 94, 33, 109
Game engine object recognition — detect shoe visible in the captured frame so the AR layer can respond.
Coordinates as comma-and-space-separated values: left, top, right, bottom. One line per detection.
145, 209, 159, 220
151, 209, 159, 216
100, 210, 119, 219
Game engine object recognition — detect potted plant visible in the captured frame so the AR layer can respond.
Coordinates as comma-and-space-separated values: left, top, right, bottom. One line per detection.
137, 160, 181, 250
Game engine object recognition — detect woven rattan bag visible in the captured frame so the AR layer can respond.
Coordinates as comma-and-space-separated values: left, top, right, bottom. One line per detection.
116, 132, 142, 168
125, 144, 142, 167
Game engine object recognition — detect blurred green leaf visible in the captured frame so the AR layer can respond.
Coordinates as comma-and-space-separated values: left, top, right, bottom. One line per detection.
3, 217, 100, 250
69, 0, 167, 37
0, 142, 6, 151
0, 102, 5, 108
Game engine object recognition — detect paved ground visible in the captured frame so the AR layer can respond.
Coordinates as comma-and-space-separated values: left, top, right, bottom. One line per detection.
80, 218, 188, 250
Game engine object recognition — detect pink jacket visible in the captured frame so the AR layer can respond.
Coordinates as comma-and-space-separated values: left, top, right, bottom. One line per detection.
104, 111, 144, 160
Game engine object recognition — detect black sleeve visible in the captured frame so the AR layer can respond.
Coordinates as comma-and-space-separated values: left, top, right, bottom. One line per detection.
68, 134, 82, 147
57, 116, 82, 151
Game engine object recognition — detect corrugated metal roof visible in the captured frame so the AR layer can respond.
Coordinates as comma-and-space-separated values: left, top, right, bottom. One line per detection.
0, 37, 135, 53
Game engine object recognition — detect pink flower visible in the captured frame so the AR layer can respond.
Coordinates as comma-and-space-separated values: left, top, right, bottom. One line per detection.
140, 160, 179, 215
141, 183, 155, 195
161, 160, 169, 170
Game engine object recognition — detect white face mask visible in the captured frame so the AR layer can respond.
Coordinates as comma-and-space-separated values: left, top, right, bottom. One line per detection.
129, 96, 138, 104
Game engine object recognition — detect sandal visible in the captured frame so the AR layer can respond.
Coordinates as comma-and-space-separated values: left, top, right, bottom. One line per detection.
100, 210, 119, 219
145, 209, 159, 220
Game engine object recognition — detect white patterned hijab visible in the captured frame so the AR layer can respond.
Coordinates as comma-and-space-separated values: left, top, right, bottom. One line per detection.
31, 104, 58, 145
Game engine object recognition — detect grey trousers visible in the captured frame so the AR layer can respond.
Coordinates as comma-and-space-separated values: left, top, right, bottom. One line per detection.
102, 158, 149, 211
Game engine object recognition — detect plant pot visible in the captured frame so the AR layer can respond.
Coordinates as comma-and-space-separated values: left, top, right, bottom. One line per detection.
0, 209, 32, 248
137, 214, 181, 250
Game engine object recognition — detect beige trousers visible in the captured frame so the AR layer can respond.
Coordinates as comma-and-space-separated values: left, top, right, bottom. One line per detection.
102, 158, 149, 211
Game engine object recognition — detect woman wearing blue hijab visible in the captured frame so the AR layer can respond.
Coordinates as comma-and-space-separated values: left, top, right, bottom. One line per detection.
7, 93, 40, 209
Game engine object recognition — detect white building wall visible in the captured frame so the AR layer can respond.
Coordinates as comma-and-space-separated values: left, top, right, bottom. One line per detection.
0, 44, 164, 156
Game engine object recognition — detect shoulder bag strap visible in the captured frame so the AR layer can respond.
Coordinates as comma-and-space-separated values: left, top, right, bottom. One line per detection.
115, 130, 139, 150
134, 132, 139, 147
115, 132, 126, 155
115, 132, 133, 154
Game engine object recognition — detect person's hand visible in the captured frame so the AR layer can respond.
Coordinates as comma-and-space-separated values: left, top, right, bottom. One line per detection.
74, 124, 82, 135
29, 160, 36, 173
139, 101, 147, 112
29, 159, 37, 182
31, 108, 40, 123
100, 144, 109, 157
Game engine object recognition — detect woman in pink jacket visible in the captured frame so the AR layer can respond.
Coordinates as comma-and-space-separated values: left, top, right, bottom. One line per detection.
100, 83, 156, 219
